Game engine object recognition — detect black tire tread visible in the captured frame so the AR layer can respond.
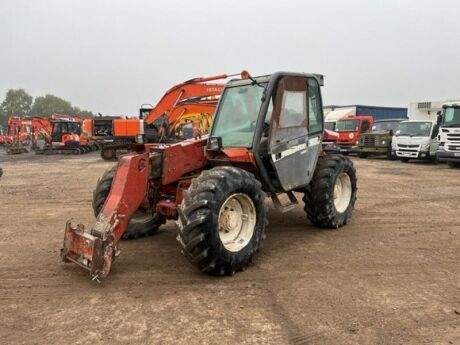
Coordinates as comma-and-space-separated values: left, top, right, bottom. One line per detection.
177, 166, 267, 276
92, 166, 166, 240
303, 154, 357, 229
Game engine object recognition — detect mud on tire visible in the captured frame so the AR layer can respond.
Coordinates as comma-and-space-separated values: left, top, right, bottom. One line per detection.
177, 166, 267, 276
92, 166, 166, 240
303, 155, 357, 228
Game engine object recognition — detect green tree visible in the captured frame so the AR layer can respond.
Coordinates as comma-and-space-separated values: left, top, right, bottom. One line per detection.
30, 94, 74, 116
30, 94, 94, 118
0, 89, 33, 126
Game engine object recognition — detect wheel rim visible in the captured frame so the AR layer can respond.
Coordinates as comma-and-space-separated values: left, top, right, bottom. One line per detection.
218, 193, 256, 252
333, 172, 352, 213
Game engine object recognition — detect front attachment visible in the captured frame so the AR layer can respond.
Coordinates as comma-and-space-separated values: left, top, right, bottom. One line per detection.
61, 151, 150, 280
61, 221, 116, 279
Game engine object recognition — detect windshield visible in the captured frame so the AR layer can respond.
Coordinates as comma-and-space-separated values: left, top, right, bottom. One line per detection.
441, 107, 460, 127
336, 119, 359, 132
53, 122, 81, 134
372, 121, 400, 133
396, 122, 432, 137
211, 83, 266, 148
324, 121, 336, 131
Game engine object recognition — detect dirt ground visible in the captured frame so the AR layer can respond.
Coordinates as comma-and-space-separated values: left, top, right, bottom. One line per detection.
0, 150, 459, 345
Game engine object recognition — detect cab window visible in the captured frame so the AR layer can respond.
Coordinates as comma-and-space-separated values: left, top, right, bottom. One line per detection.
308, 78, 322, 133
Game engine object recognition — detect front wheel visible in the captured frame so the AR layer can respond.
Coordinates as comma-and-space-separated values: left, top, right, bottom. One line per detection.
303, 155, 357, 228
177, 167, 267, 276
92, 166, 166, 240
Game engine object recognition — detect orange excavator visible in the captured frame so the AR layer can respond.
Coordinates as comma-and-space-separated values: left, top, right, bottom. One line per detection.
4, 116, 52, 154
38, 114, 99, 154
97, 73, 228, 160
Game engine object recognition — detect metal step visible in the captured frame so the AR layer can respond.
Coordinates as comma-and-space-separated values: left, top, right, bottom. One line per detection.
271, 191, 298, 213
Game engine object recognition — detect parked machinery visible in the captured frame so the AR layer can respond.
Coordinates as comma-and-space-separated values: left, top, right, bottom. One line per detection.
38, 114, 99, 155
98, 74, 227, 160
5, 116, 33, 154
392, 120, 439, 162
436, 102, 460, 168
356, 119, 403, 159
335, 115, 374, 154
61, 71, 358, 281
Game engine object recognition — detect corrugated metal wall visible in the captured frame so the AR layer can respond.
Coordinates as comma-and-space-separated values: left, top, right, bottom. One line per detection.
356, 106, 408, 121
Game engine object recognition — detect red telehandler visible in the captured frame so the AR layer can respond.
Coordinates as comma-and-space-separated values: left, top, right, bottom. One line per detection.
98, 74, 227, 160
61, 71, 358, 281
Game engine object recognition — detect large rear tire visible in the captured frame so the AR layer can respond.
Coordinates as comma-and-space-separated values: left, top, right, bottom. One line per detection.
177, 166, 267, 276
303, 155, 357, 228
92, 166, 166, 240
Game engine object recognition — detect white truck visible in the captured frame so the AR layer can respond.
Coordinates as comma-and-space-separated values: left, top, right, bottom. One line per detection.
436, 101, 460, 168
392, 120, 439, 162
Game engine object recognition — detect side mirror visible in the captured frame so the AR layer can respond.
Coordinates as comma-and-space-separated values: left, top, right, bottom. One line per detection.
436, 112, 442, 126
395, 130, 401, 136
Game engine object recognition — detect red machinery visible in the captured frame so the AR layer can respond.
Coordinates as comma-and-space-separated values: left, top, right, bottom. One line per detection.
61, 71, 358, 281
5, 116, 33, 154
335, 115, 374, 153
98, 74, 228, 160
39, 114, 99, 154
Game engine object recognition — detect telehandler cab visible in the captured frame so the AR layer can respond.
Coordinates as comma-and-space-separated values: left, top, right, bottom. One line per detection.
61, 71, 358, 280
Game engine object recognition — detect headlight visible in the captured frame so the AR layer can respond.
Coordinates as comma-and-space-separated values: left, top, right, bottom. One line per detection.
381, 140, 386, 145
420, 143, 430, 151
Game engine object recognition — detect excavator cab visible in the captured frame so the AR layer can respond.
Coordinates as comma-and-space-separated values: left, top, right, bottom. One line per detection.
51, 120, 82, 147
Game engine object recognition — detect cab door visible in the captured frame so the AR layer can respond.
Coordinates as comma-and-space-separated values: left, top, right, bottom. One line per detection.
268, 76, 323, 191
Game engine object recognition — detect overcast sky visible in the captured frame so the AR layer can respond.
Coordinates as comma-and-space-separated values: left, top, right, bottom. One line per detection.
1, 0, 459, 115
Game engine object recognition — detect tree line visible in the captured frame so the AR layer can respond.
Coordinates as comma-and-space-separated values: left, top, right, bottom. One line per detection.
0, 88, 95, 127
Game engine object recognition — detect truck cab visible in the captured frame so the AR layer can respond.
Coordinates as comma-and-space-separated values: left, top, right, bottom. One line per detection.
436, 102, 460, 168
356, 119, 402, 159
393, 120, 439, 162
335, 115, 374, 153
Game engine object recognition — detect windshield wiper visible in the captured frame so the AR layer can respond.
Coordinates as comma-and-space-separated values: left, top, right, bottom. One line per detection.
248, 75, 265, 88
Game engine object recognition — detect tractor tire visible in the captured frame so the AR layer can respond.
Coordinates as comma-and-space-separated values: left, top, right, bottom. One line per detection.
92, 166, 166, 240
177, 166, 267, 276
303, 154, 357, 229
